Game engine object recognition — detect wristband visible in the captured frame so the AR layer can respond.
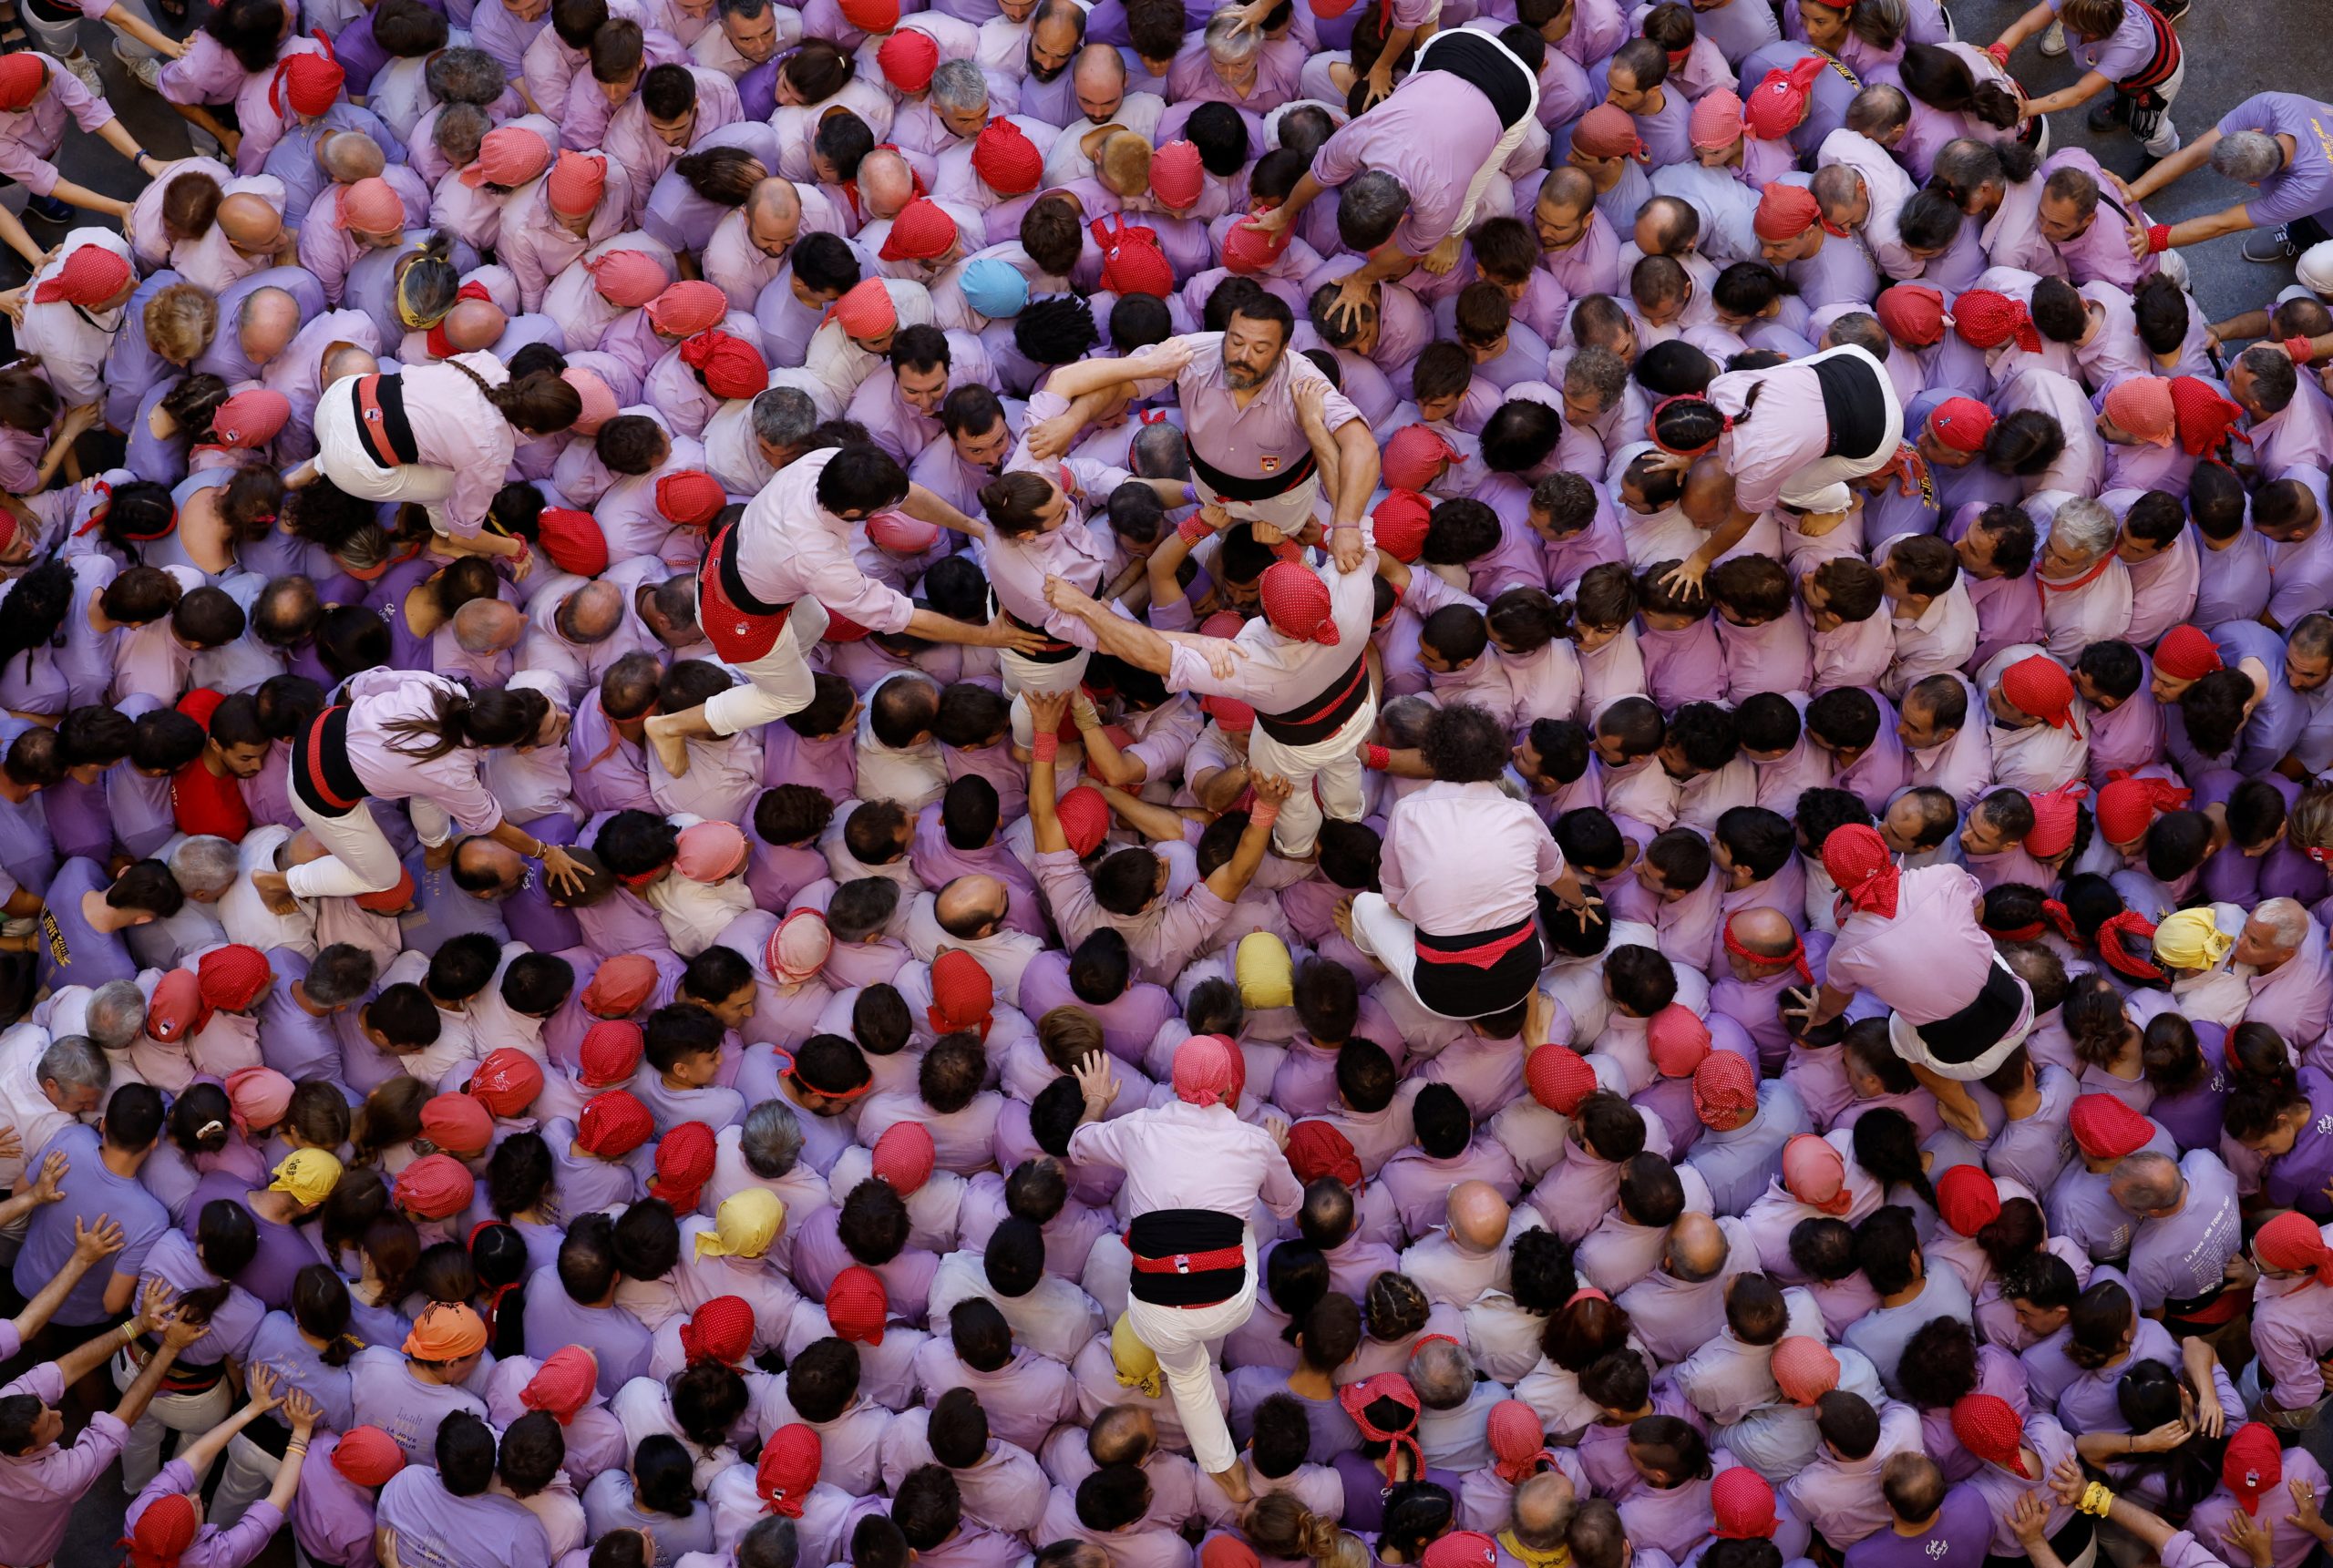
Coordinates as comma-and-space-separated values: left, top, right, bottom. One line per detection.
2146, 223, 2172, 255
1031, 733, 1059, 763
1177, 513, 1213, 544
1325, 522, 1361, 533
1362, 743, 1391, 771
2286, 335, 2316, 366
1986, 40, 2009, 63
1251, 800, 1280, 828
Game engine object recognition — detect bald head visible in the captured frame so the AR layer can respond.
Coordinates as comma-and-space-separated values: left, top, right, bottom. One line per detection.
1542, 166, 1596, 214
1682, 454, 1736, 526
1730, 907, 1798, 958
452, 599, 523, 653
321, 343, 379, 388
558, 580, 625, 645
858, 149, 918, 220
746, 178, 803, 253
217, 193, 284, 251
1448, 1179, 1512, 1255
239, 287, 303, 365
1664, 1213, 1729, 1283
1088, 1404, 1156, 1466
317, 129, 387, 184
1513, 1473, 1578, 1551
1072, 42, 1125, 119
453, 835, 527, 895
441, 298, 508, 354
934, 874, 1009, 938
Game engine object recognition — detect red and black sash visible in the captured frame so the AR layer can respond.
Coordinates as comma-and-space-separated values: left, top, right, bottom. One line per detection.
1255, 647, 1371, 746
2112, 1, 2181, 97
1125, 1209, 1246, 1307
349, 374, 420, 470
1190, 445, 1318, 503
1413, 912, 1544, 1019
293, 703, 366, 819
697, 521, 794, 663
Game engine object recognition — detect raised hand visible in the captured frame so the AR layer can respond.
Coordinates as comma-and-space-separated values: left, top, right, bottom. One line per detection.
25, 1151, 67, 1206
1072, 1050, 1120, 1113
72, 1213, 124, 1265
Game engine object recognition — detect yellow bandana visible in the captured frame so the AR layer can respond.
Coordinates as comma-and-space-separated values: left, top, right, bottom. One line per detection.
1110, 1313, 1163, 1398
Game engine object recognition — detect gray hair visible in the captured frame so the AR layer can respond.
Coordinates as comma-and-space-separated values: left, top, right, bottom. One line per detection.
2252, 897, 2309, 952
168, 835, 239, 897
306, 942, 379, 1007
1407, 1337, 1475, 1409
2108, 1151, 2183, 1214
751, 385, 819, 450
930, 58, 988, 116
2211, 129, 2286, 185
83, 982, 149, 1050
737, 1516, 799, 1568
37, 1034, 110, 1094
2047, 497, 2118, 567
739, 1098, 807, 1178
1204, 11, 1261, 63
433, 103, 490, 168
425, 46, 506, 106
1339, 169, 1409, 249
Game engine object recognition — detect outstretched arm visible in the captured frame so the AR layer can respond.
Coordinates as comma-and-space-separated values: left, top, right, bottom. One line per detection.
14, 1212, 123, 1345
1040, 339, 1195, 405
1205, 773, 1292, 901
1023, 689, 1074, 856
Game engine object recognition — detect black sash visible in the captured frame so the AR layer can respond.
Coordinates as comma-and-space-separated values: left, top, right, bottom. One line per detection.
293, 704, 367, 820
1125, 1209, 1246, 1307
1255, 647, 1370, 746
1811, 354, 1888, 462
1414, 30, 1536, 130
1412, 914, 1545, 1020
1914, 962, 2025, 1064
351, 374, 422, 468
1190, 444, 1318, 503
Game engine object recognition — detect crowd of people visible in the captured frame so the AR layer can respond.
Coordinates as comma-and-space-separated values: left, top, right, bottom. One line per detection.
1, 0, 2332, 1565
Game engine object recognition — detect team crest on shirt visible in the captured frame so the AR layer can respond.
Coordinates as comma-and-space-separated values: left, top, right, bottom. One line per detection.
1261, 456, 1280, 473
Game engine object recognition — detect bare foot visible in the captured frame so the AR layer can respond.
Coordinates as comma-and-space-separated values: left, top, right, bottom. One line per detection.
1208, 1462, 1253, 1506
645, 713, 693, 777
1331, 895, 1357, 945
252, 870, 300, 916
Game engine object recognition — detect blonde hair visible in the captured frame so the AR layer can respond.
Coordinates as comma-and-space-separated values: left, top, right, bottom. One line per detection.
1096, 131, 1154, 198
1245, 1495, 1345, 1563
144, 282, 219, 366
1038, 1004, 1105, 1071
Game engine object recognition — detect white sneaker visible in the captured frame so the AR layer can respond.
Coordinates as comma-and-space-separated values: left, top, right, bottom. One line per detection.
2039, 18, 2066, 54
112, 39, 161, 91
59, 50, 104, 94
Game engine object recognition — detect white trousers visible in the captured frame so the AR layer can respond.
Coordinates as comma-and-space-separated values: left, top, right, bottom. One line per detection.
1243, 696, 1375, 857
210, 1430, 283, 1532
1002, 647, 1093, 747
113, 1348, 232, 1493
2120, 49, 2184, 157
1124, 1234, 1257, 1475
1191, 471, 1323, 536
1885, 953, 2035, 1081
1413, 28, 1543, 238
283, 773, 444, 898
1778, 354, 1906, 512
23, 0, 159, 58
1347, 890, 1425, 999
702, 596, 828, 736
312, 381, 457, 529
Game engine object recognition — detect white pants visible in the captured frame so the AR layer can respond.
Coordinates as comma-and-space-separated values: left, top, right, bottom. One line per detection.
211, 1430, 283, 1531
113, 1348, 233, 1492
1002, 648, 1093, 747
1192, 471, 1322, 536
1347, 891, 1427, 1005
313, 380, 457, 531
1124, 1234, 1257, 1475
2297, 241, 2333, 297
1885, 953, 2034, 1081
1245, 695, 1375, 857
283, 776, 447, 899
1413, 29, 1543, 239
702, 595, 827, 736
1779, 351, 1906, 512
